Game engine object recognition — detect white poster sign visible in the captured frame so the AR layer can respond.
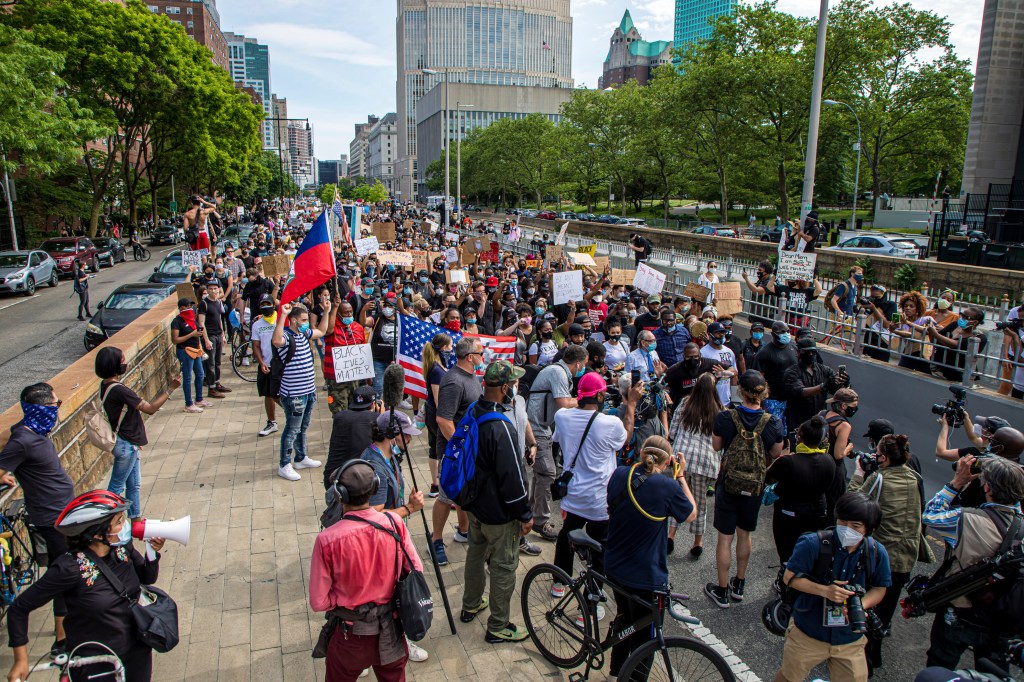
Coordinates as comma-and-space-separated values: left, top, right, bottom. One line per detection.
555, 221, 570, 245
355, 236, 379, 257
632, 263, 667, 295
444, 247, 459, 264
551, 269, 584, 305
445, 231, 460, 243
181, 250, 207, 268
332, 344, 376, 382
235, 206, 244, 217
776, 251, 817, 282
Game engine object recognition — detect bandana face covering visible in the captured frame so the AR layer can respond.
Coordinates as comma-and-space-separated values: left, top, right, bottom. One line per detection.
178, 308, 197, 329
21, 402, 59, 435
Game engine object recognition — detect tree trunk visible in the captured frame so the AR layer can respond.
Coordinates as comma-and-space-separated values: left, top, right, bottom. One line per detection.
88, 200, 102, 238
718, 166, 729, 225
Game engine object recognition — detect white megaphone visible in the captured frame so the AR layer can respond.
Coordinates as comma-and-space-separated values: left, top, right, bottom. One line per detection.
131, 516, 190, 547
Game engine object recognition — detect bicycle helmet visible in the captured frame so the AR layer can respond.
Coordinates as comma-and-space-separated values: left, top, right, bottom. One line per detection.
762, 598, 792, 637
55, 490, 130, 537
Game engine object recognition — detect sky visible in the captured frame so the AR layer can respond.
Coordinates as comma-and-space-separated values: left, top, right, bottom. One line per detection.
216, 0, 985, 162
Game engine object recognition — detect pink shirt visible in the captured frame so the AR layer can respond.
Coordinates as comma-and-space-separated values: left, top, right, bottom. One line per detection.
308, 508, 424, 613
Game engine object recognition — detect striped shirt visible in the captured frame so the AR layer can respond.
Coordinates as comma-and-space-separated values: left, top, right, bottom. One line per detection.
922, 485, 1022, 547
277, 328, 316, 397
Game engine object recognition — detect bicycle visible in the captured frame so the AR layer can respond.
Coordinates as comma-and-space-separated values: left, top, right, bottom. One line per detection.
228, 315, 251, 354
25, 645, 125, 681
231, 340, 258, 383
0, 495, 41, 618
522, 529, 735, 682
129, 242, 150, 262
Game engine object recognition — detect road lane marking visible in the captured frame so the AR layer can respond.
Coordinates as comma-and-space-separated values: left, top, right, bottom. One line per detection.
0, 296, 37, 312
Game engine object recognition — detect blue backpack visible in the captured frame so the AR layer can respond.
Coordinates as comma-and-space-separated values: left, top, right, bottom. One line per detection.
440, 402, 512, 505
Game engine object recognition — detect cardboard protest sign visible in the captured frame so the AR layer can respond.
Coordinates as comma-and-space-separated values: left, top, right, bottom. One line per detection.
633, 263, 667, 295
411, 250, 429, 272
683, 281, 712, 303
479, 242, 501, 263
376, 251, 414, 268
525, 259, 541, 268
567, 252, 597, 268
332, 344, 375, 382
175, 283, 195, 303
547, 245, 563, 263
444, 248, 459, 264
716, 281, 743, 316
262, 254, 292, 279
577, 244, 596, 257
555, 222, 570, 245
403, 220, 414, 230
593, 256, 610, 273
372, 221, 396, 242
181, 251, 205, 269
611, 269, 636, 286
355, 236, 379, 257
446, 269, 468, 285
551, 269, 584, 305
777, 251, 817, 282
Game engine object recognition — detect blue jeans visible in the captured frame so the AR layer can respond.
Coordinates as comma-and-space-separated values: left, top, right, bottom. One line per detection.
372, 359, 389, 398
108, 437, 141, 518
176, 349, 205, 406
280, 393, 316, 468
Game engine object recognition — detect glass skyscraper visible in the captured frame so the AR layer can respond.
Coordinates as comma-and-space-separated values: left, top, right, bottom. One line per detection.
396, 0, 572, 201
674, 0, 735, 50
225, 32, 274, 149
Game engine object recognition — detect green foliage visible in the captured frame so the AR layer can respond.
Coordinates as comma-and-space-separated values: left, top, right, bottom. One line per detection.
350, 180, 389, 204
852, 256, 876, 284
893, 263, 918, 291
317, 184, 337, 207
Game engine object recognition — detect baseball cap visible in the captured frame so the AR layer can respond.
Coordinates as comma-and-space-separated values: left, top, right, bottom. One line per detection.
870, 284, 886, 293
568, 323, 586, 336
751, 321, 765, 331
647, 294, 662, 305
827, 387, 859, 405
484, 360, 526, 386
385, 291, 397, 301
336, 461, 379, 499
707, 322, 726, 335
350, 386, 377, 411
486, 276, 499, 287
577, 372, 608, 399
863, 419, 895, 441
258, 294, 275, 309
975, 415, 1011, 434
796, 337, 816, 350
376, 411, 421, 437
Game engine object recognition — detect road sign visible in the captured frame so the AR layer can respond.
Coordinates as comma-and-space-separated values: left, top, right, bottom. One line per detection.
169, 200, 177, 212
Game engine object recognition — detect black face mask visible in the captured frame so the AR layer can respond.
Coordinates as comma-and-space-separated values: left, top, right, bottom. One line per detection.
118, 362, 128, 375
844, 404, 859, 417
684, 358, 700, 369
541, 331, 554, 340
799, 352, 816, 365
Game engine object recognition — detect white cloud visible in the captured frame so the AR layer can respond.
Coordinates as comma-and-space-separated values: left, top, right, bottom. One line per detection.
237, 23, 395, 68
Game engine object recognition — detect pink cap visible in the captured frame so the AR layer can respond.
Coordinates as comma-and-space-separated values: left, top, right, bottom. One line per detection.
577, 372, 608, 398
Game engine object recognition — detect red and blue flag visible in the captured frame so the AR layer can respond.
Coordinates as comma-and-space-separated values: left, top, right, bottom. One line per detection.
279, 209, 336, 307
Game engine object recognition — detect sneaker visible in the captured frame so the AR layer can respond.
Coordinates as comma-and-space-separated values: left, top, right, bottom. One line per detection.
576, 605, 605, 628
277, 464, 301, 481
704, 583, 730, 609
215, 384, 232, 393
519, 537, 542, 556
406, 639, 429, 662
242, 357, 251, 367
207, 391, 226, 399
460, 595, 489, 623
196, 400, 214, 408
550, 584, 566, 599
431, 539, 449, 566
484, 622, 529, 643
258, 420, 278, 437
729, 576, 745, 602
535, 523, 559, 542
453, 528, 470, 543
183, 405, 204, 413
428, 484, 440, 498
689, 545, 703, 559
293, 457, 322, 470
50, 639, 66, 659
399, 399, 413, 409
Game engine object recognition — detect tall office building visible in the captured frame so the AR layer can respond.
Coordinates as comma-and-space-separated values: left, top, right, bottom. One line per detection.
961, 0, 1024, 196
271, 95, 290, 176
288, 122, 315, 189
367, 113, 399, 197
674, 0, 734, 51
224, 32, 274, 149
348, 115, 379, 180
396, 0, 573, 201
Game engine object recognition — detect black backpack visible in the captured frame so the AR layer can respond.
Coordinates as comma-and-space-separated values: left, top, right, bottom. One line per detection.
185, 207, 201, 245
269, 332, 297, 382
517, 364, 543, 402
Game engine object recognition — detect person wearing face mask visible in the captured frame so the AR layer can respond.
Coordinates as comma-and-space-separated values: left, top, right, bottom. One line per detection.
861, 284, 898, 363
697, 261, 721, 306
241, 266, 278, 323
827, 266, 863, 320
170, 297, 209, 413
357, 410, 425, 523
775, 492, 890, 682
528, 319, 558, 367
421, 334, 454, 498
6, 491, 166, 682
783, 337, 848, 431
322, 296, 367, 415
741, 322, 766, 370
499, 304, 534, 366
251, 294, 282, 436
625, 330, 666, 379
925, 289, 960, 329
412, 269, 432, 300
752, 321, 799, 438
361, 292, 401, 400
665, 342, 720, 405
927, 306, 986, 382
602, 319, 631, 371
700, 322, 737, 406
820, 388, 859, 519
654, 307, 691, 368
583, 278, 609, 325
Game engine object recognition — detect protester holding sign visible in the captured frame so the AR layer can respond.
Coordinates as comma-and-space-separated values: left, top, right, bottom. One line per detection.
323, 294, 367, 415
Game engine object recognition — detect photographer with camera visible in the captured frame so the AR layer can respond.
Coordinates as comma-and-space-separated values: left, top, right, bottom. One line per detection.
920, 456, 1024, 671
998, 307, 1024, 399
927, 307, 986, 383
860, 285, 898, 363
935, 404, 1023, 507
774, 492, 890, 682
848, 434, 929, 672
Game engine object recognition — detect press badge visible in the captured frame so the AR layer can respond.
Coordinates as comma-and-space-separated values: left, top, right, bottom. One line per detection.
823, 600, 848, 627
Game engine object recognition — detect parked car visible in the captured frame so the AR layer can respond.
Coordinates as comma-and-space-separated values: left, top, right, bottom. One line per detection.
0, 250, 59, 296
537, 210, 557, 220
829, 234, 920, 259
464, 204, 478, 212
576, 213, 597, 222
150, 224, 184, 245
691, 224, 738, 238
39, 237, 100, 276
619, 218, 648, 228
759, 225, 788, 243
555, 211, 577, 220
521, 209, 539, 219
84, 282, 175, 350
92, 237, 127, 267
966, 230, 991, 243
594, 214, 617, 224
148, 250, 192, 284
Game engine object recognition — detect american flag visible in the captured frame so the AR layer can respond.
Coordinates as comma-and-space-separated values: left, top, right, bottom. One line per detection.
332, 189, 352, 246
397, 313, 516, 400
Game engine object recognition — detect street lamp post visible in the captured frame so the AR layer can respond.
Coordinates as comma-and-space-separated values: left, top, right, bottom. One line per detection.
422, 69, 450, 230
798, 0, 829, 228
456, 103, 474, 220
824, 99, 861, 229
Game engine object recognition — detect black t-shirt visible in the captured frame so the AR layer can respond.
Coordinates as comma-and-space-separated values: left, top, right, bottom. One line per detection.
752, 342, 799, 399
801, 223, 820, 253
170, 315, 200, 349
767, 450, 836, 517
664, 358, 717, 405
933, 323, 988, 381
325, 410, 377, 489
713, 407, 784, 454
102, 382, 147, 447
242, 278, 274, 320
633, 312, 661, 333
0, 424, 75, 525
370, 315, 398, 362
198, 299, 225, 336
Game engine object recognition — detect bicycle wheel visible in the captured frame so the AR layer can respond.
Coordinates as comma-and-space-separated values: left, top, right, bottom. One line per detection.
521, 563, 591, 668
141, 248, 151, 262
232, 342, 258, 382
618, 636, 735, 682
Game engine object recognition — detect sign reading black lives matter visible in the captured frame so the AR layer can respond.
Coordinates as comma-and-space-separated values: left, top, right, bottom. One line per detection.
332, 344, 375, 382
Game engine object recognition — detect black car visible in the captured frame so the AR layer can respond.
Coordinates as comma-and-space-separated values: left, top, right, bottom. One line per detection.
150, 224, 183, 245
760, 225, 787, 243
84, 283, 175, 350
92, 237, 127, 267
148, 250, 191, 284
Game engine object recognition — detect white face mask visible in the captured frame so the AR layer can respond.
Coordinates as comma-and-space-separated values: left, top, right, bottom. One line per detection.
836, 524, 864, 548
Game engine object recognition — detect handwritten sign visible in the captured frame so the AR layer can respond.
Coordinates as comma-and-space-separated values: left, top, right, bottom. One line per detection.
445, 231, 460, 243
525, 259, 541, 268
777, 251, 817, 283
332, 344, 375, 382
181, 251, 205, 269
577, 244, 596, 257
593, 256, 609, 273
683, 281, 712, 303
372, 221, 396, 243
547, 245, 563, 263
446, 269, 468, 284
236, 206, 244, 217
175, 283, 195, 303
551, 269, 584, 305
262, 254, 291, 279
716, 281, 743, 316
411, 250, 429, 272
555, 221, 570, 245
444, 247, 459, 264
376, 251, 414, 268
632, 263, 667, 296
611, 268, 636, 286
479, 243, 501, 263
355, 236, 379, 257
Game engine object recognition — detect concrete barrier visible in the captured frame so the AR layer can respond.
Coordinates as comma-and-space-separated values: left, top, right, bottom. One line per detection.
0, 296, 180, 505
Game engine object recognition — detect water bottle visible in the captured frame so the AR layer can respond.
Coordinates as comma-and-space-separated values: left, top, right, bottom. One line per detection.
943, 607, 958, 627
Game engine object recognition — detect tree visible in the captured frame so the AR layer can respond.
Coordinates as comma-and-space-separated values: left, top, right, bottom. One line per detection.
317, 184, 337, 206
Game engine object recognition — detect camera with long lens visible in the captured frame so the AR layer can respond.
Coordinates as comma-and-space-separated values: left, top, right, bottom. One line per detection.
637, 375, 668, 421
843, 584, 868, 634
931, 385, 968, 428
855, 451, 881, 476
994, 318, 1022, 332
950, 452, 993, 476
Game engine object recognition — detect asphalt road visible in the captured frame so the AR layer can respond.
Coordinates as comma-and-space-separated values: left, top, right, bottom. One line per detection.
0, 242, 180, 412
